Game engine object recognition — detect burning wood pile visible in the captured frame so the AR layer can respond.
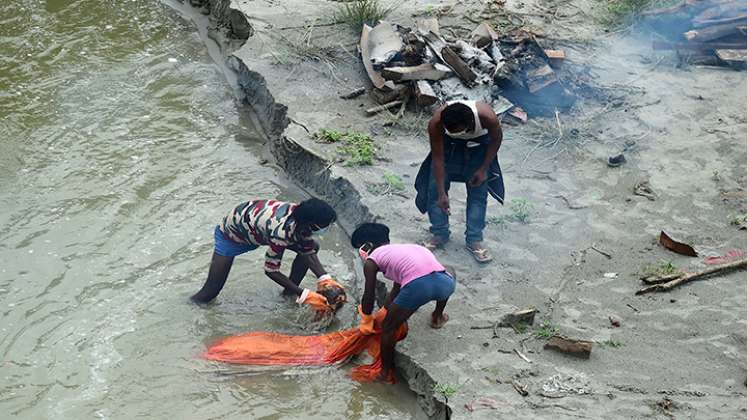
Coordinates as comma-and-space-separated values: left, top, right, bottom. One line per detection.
645, 0, 747, 67
357, 18, 575, 121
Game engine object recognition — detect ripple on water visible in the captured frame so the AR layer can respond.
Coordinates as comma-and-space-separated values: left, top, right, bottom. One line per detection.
1, 1, 422, 419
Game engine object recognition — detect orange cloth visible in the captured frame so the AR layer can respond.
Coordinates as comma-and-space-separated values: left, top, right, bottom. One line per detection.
203, 308, 405, 383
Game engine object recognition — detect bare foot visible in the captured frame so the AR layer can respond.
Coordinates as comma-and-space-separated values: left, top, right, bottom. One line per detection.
430, 313, 449, 329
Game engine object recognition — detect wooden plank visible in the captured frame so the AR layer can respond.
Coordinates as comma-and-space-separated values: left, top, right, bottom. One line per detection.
415, 80, 438, 107
380, 63, 452, 81
526, 64, 558, 93
653, 40, 747, 50
544, 49, 565, 68
422, 31, 477, 86
684, 18, 747, 42
441, 46, 478, 85
365, 100, 404, 116
716, 48, 747, 63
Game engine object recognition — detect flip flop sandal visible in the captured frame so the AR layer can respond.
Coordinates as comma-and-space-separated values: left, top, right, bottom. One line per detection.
466, 245, 493, 263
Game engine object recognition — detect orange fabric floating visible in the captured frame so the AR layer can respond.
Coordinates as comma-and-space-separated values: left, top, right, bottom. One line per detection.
202, 309, 406, 383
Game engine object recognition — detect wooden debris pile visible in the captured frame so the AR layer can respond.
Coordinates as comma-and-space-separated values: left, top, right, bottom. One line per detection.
645, 0, 747, 67
358, 19, 575, 121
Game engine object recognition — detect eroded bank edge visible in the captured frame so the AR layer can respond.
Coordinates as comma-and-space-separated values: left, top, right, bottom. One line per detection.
178, 0, 450, 417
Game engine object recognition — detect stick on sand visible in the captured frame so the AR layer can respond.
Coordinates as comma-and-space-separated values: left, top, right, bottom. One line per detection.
636, 258, 747, 295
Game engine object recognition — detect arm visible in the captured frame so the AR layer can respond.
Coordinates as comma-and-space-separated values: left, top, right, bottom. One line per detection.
263, 243, 302, 296
265, 271, 303, 296
383, 283, 401, 310
428, 107, 450, 214
299, 243, 326, 278
470, 102, 503, 186
360, 259, 380, 315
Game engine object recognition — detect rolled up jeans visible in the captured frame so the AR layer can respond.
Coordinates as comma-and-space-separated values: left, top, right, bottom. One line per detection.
427, 140, 489, 244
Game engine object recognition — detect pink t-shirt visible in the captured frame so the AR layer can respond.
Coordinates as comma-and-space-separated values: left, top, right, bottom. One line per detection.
368, 244, 446, 287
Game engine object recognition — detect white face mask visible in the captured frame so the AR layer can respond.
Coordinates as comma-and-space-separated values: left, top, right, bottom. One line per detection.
311, 225, 329, 237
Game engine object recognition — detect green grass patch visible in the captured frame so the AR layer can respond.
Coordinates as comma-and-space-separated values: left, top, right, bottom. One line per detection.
599, 340, 624, 348
314, 129, 377, 166
367, 172, 405, 195
334, 0, 395, 32
642, 260, 680, 278
433, 382, 459, 399
487, 198, 533, 227
732, 213, 747, 230
534, 323, 558, 339
598, 0, 678, 28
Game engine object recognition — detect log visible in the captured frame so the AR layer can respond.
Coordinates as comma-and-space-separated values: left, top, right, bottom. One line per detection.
369, 83, 410, 105
381, 63, 452, 81
684, 19, 747, 42
653, 40, 747, 50
339, 87, 366, 99
422, 31, 477, 86
526, 64, 558, 93
636, 258, 747, 295
441, 46, 478, 85
544, 336, 593, 359
415, 80, 439, 107
365, 100, 404, 116
497, 308, 537, 328
716, 48, 747, 65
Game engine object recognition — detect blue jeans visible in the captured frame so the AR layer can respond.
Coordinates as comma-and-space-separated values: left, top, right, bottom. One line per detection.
427, 174, 488, 244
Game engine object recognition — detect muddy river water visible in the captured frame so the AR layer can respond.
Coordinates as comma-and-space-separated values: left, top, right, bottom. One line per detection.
0, 1, 421, 418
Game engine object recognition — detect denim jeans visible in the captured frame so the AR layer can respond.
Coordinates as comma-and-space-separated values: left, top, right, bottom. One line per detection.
427, 141, 489, 244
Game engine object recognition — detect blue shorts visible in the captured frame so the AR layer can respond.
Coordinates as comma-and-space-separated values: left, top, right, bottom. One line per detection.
213, 225, 258, 257
393, 271, 456, 311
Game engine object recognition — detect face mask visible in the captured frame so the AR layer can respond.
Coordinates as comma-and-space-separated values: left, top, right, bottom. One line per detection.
358, 245, 369, 261
311, 225, 329, 237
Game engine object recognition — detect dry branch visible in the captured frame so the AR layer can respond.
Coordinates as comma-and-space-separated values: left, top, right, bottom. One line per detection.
636, 258, 747, 295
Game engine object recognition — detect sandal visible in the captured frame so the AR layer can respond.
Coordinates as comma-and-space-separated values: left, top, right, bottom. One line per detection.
466, 243, 493, 263
422, 236, 448, 250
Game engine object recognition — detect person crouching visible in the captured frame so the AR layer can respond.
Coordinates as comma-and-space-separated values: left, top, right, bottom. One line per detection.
352, 222, 456, 382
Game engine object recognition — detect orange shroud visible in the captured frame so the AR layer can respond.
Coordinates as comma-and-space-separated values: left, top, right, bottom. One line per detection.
202, 309, 406, 383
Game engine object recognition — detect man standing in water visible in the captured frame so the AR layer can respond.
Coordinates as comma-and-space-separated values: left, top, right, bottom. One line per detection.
191, 198, 336, 312
352, 223, 455, 382
415, 100, 504, 263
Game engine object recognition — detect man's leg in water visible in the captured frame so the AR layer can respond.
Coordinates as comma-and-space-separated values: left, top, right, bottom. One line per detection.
380, 303, 416, 380
191, 252, 234, 303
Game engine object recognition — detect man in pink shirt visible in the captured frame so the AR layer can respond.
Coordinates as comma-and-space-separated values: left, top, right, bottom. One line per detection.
352, 222, 456, 382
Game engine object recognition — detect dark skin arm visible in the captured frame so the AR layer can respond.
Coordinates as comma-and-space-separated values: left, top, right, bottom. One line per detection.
469, 101, 503, 187
360, 259, 380, 315
428, 106, 450, 215
265, 271, 304, 296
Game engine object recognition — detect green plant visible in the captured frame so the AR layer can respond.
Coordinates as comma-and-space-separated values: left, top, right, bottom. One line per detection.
509, 198, 533, 224
340, 131, 376, 166
433, 382, 459, 400
599, 0, 678, 28
382, 173, 404, 191
732, 213, 747, 230
600, 340, 624, 348
335, 0, 395, 32
534, 323, 558, 339
643, 260, 680, 278
315, 128, 345, 143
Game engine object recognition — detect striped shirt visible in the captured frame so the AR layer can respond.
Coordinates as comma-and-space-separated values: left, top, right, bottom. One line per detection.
219, 200, 315, 272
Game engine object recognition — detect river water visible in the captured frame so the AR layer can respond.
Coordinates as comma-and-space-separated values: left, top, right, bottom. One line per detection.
0, 1, 420, 418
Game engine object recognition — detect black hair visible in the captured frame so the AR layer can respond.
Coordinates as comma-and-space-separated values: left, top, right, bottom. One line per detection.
293, 198, 336, 228
441, 102, 474, 132
351, 223, 390, 248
